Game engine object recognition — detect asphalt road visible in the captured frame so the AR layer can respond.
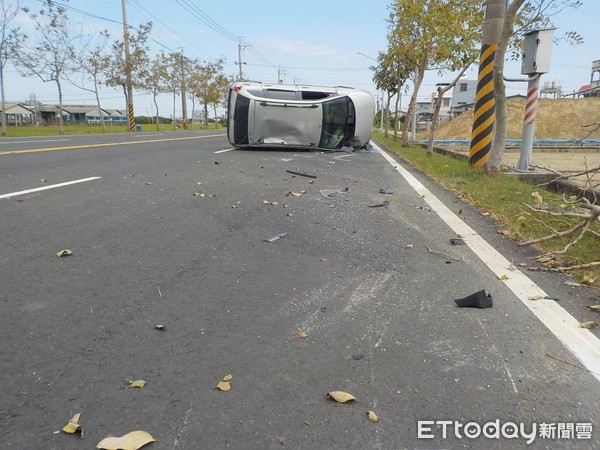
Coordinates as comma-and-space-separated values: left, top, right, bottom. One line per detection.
1, 131, 599, 449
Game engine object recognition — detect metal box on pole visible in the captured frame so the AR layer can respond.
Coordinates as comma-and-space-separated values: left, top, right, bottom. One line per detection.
521, 28, 556, 75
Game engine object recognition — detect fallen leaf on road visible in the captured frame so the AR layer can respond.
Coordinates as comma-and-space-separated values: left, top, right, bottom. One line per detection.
96, 430, 157, 450
328, 391, 357, 403
145, 182, 152, 185
580, 321, 598, 329
587, 305, 600, 312
62, 413, 82, 436
298, 330, 308, 339
366, 411, 379, 423
500, 275, 508, 281
56, 249, 72, 257
527, 295, 543, 301
286, 191, 303, 197
405, 244, 413, 249
129, 380, 146, 388
217, 381, 231, 392
40, 178, 47, 183
154, 324, 166, 331
531, 192, 543, 204
217, 374, 232, 391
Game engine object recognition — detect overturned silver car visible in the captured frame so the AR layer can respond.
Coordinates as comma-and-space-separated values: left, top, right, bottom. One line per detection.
227, 81, 375, 150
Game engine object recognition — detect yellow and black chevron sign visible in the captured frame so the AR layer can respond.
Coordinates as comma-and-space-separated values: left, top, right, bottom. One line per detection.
469, 43, 497, 168
128, 103, 136, 132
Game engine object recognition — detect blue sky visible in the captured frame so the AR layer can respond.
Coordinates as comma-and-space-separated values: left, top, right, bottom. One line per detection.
6, 0, 599, 117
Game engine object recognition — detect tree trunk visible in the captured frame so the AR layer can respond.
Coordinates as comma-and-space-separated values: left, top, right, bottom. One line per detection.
56, 78, 64, 135
93, 73, 107, 133
153, 91, 160, 131
384, 92, 391, 138
172, 91, 176, 130
427, 63, 472, 155
428, 88, 444, 155
393, 91, 400, 140
487, 0, 525, 175
403, 65, 425, 147
1, 65, 6, 136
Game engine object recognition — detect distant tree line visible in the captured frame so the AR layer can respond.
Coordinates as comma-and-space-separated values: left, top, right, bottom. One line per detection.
0, 0, 232, 135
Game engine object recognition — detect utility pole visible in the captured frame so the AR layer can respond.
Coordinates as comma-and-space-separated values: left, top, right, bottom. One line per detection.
179, 48, 188, 129
237, 38, 244, 81
121, 0, 136, 132
468, 0, 505, 167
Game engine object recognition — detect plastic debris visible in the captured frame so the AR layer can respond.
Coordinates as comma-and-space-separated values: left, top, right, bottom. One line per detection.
286, 169, 317, 179
450, 238, 465, 245
264, 232, 288, 242
454, 290, 493, 308
368, 200, 389, 208
378, 188, 393, 194
319, 187, 348, 198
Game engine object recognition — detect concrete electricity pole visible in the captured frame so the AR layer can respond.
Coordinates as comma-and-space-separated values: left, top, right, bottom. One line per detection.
468, 0, 505, 167
179, 48, 188, 129
121, 0, 136, 132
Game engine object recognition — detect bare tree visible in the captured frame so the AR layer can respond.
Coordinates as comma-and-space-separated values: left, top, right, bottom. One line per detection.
11, 0, 82, 134
68, 30, 111, 132
144, 52, 168, 131
0, 0, 24, 136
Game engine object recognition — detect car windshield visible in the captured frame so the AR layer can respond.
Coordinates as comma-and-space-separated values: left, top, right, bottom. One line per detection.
319, 97, 351, 149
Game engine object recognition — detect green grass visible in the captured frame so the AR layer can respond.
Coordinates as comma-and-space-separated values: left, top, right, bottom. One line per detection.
374, 131, 600, 283
1, 122, 223, 137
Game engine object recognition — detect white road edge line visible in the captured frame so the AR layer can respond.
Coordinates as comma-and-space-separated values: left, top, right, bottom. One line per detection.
0, 139, 70, 145
373, 142, 600, 383
0, 177, 102, 199
214, 148, 235, 153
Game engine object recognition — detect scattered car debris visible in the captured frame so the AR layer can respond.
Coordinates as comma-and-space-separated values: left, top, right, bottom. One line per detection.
319, 188, 348, 198
454, 290, 493, 308
286, 169, 317, 179
328, 200, 337, 208
378, 188, 393, 194
352, 354, 365, 360
450, 238, 465, 245
368, 200, 389, 208
264, 232, 288, 243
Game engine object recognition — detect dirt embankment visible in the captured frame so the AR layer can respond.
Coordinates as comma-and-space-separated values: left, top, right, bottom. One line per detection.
433, 97, 600, 140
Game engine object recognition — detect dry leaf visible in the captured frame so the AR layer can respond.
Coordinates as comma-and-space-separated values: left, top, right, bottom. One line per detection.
62, 413, 82, 435
405, 244, 414, 249
217, 381, 231, 392
96, 430, 157, 450
271, 201, 279, 206
286, 191, 303, 197
129, 380, 146, 388
298, 330, 308, 339
481, 212, 490, 217
56, 249, 72, 257
531, 192, 543, 204
580, 274, 595, 285
308, 179, 315, 184
527, 295, 543, 301
328, 391, 357, 403
587, 305, 600, 312
498, 229, 510, 236
580, 321, 598, 329
500, 274, 508, 281
222, 374, 233, 382
366, 411, 379, 423
41, 178, 47, 183
474, 385, 487, 392
154, 324, 166, 331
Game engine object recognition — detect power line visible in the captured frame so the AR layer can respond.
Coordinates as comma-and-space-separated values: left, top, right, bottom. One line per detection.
174, 0, 239, 42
